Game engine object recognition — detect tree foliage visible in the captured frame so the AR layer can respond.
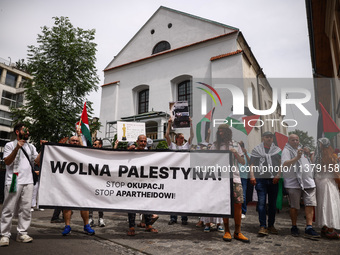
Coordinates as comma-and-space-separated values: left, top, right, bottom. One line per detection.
288, 129, 315, 151
11, 17, 99, 146
15, 59, 29, 73
156, 140, 169, 150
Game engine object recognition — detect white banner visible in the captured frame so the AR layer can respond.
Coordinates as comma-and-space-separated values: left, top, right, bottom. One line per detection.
38, 144, 233, 217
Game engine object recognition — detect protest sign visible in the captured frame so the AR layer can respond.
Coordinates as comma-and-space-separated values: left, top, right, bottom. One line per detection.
170, 101, 190, 128
117, 121, 145, 142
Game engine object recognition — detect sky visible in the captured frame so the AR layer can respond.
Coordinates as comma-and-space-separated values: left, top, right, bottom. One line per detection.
0, 0, 317, 138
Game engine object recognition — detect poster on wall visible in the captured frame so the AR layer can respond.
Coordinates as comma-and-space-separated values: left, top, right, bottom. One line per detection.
117, 121, 145, 142
170, 101, 190, 129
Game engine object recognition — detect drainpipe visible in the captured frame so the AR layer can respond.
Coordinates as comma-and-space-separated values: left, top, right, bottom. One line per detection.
256, 70, 263, 135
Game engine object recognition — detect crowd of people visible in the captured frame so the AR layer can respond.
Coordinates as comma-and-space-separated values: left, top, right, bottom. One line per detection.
0, 121, 340, 247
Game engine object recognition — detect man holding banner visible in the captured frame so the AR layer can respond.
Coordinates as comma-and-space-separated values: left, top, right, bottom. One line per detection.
127, 134, 158, 236
61, 135, 95, 236
0, 123, 40, 246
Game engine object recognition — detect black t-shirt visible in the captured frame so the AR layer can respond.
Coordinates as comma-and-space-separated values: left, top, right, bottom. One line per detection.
250, 147, 281, 179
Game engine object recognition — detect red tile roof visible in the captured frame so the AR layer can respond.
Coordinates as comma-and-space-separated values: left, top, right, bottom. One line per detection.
104, 30, 238, 72
101, 81, 120, 87
210, 50, 243, 61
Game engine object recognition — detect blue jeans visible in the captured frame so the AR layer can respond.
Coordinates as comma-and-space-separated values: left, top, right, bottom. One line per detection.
241, 178, 248, 214
255, 178, 278, 228
170, 215, 188, 222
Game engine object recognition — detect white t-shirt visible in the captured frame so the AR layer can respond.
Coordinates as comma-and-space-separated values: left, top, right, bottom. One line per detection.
3, 141, 38, 185
210, 141, 243, 184
281, 147, 315, 189
169, 142, 190, 150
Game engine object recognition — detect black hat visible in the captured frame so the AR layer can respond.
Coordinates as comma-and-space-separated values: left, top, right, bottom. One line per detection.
262, 131, 274, 137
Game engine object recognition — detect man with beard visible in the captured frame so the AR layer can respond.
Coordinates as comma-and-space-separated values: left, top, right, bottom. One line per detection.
0, 123, 40, 246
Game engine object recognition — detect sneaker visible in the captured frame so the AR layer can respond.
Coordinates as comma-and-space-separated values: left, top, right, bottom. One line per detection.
16, 234, 33, 243
291, 226, 300, 237
258, 226, 269, 236
0, 236, 9, 246
84, 224, 95, 235
234, 232, 250, 243
267, 226, 278, 235
89, 217, 94, 227
305, 227, 321, 240
62, 225, 71, 236
217, 225, 224, 233
98, 218, 105, 227
30, 208, 34, 212
168, 220, 177, 225
223, 232, 232, 242
241, 214, 246, 219
324, 230, 340, 239
38, 208, 45, 211
204, 226, 211, 233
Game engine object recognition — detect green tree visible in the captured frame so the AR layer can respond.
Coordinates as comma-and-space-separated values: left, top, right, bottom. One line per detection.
288, 129, 315, 151
11, 17, 99, 147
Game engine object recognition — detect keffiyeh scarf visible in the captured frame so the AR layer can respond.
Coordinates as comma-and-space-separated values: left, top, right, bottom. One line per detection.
251, 142, 281, 177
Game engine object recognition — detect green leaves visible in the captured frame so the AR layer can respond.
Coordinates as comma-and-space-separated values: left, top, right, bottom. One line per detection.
11, 16, 99, 147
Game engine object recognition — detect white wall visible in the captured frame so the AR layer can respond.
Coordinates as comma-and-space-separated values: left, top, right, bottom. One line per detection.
106, 7, 236, 69
100, 35, 239, 139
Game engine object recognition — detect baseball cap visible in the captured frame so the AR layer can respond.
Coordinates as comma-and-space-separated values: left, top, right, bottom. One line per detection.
262, 131, 274, 137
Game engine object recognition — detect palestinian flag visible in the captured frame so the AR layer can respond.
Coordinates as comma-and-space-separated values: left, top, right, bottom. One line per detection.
226, 107, 260, 135
273, 132, 288, 151
317, 102, 340, 140
79, 102, 92, 146
196, 107, 215, 144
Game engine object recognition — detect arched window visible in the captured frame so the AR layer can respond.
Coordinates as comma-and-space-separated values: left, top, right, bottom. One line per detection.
138, 89, 149, 114
152, 41, 171, 54
178, 80, 192, 115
